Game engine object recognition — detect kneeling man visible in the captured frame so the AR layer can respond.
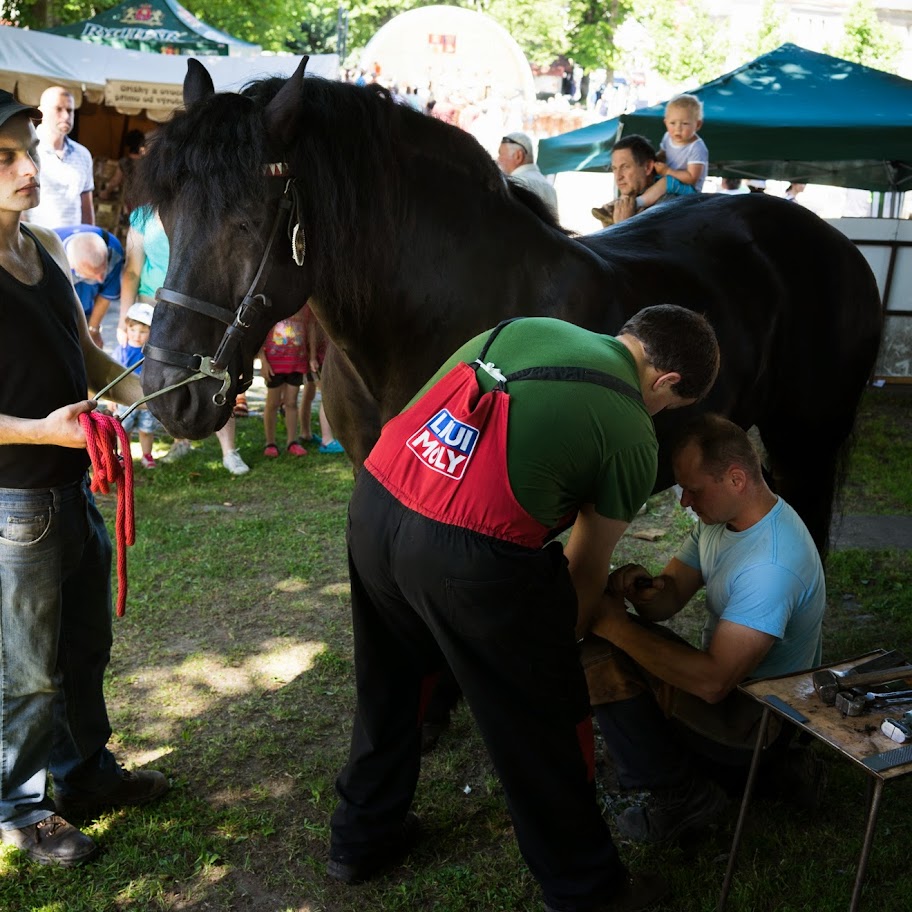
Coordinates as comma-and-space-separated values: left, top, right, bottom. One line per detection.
583, 414, 826, 842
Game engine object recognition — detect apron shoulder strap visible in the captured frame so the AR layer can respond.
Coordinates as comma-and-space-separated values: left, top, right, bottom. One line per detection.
503, 366, 643, 405
474, 319, 643, 405
476, 317, 524, 362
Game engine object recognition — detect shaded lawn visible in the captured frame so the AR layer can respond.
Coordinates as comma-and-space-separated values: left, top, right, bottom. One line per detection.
1, 386, 910, 911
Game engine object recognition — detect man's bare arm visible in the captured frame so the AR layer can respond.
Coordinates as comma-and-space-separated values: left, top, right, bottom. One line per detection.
563, 504, 630, 637
592, 607, 775, 703
0, 402, 94, 448
81, 189, 95, 226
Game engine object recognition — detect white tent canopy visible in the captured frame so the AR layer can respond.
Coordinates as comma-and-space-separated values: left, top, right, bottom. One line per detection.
0, 25, 338, 121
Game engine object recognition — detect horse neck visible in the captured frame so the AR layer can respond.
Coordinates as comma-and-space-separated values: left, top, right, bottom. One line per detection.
308, 219, 616, 418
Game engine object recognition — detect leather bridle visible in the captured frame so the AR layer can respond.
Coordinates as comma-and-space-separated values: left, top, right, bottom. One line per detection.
139, 169, 305, 410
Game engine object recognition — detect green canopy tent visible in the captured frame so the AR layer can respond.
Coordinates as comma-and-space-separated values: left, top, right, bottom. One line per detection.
46, 0, 260, 56
538, 43, 912, 193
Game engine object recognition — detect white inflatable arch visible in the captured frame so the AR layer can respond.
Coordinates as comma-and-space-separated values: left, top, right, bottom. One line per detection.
360, 6, 535, 103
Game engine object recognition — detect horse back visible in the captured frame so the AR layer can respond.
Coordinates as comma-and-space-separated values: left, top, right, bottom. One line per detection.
578, 194, 882, 422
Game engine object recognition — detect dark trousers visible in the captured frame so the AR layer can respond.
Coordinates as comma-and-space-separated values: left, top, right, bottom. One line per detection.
584, 628, 792, 795
331, 472, 626, 910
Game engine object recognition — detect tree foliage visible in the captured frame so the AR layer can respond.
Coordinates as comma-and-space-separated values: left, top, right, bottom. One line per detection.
832, 0, 901, 73
565, 0, 636, 72
633, 0, 728, 87
747, 0, 783, 59
477, 0, 566, 70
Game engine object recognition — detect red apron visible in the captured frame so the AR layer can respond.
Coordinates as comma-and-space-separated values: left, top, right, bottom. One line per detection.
364, 320, 643, 549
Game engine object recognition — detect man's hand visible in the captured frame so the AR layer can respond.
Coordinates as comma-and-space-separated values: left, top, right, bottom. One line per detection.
613, 194, 638, 224
591, 590, 631, 634
608, 563, 664, 604
88, 325, 103, 348
39, 400, 97, 448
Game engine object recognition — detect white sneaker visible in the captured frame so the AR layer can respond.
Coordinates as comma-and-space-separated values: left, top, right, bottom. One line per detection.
162, 439, 192, 463
222, 449, 250, 475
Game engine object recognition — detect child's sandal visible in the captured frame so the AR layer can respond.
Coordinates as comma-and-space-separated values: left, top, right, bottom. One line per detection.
263, 443, 280, 458
287, 442, 307, 457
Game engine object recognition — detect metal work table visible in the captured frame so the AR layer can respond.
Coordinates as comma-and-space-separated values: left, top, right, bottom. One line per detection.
718, 650, 912, 912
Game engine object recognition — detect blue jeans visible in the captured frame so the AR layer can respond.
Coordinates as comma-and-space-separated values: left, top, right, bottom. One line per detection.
0, 478, 119, 830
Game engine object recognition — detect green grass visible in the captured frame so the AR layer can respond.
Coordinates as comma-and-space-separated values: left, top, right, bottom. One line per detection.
1, 391, 910, 911
840, 387, 912, 514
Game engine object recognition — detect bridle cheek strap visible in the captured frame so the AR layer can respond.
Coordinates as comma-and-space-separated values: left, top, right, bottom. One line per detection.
141, 181, 297, 408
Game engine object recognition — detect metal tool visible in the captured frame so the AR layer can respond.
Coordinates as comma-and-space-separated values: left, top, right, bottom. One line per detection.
813, 665, 912, 705
835, 691, 869, 716
835, 689, 912, 716
864, 689, 912, 701
851, 650, 910, 674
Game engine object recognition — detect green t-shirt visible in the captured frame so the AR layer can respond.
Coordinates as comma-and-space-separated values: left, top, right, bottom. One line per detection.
410, 318, 658, 527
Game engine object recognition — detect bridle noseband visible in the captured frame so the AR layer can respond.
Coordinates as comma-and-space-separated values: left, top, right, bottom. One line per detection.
138, 168, 305, 412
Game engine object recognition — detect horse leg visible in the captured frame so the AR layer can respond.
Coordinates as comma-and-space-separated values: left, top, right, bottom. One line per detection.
320, 343, 382, 474
757, 413, 859, 560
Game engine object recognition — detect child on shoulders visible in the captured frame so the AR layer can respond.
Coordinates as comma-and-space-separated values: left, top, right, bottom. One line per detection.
592, 94, 708, 227
637, 93, 708, 210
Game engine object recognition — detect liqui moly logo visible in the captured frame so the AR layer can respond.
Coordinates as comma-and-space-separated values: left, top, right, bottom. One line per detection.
407, 409, 479, 479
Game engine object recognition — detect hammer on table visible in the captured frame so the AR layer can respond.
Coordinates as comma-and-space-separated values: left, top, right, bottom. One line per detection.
813, 666, 912, 705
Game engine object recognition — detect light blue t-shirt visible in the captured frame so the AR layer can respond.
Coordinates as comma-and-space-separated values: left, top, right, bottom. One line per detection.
677, 497, 825, 679
129, 206, 170, 299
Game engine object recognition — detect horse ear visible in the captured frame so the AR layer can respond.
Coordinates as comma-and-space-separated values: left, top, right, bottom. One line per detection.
184, 58, 215, 107
264, 56, 309, 145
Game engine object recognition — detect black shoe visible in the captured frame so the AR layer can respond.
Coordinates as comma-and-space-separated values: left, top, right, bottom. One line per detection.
1, 814, 97, 867
328, 812, 420, 884
615, 777, 727, 844
544, 871, 670, 912
56, 768, 170, 819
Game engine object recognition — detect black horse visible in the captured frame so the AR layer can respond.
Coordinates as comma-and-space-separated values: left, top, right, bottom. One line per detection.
134, 58, 882, 553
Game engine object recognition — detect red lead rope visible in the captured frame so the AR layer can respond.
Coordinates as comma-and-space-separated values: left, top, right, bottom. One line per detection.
78, 411, 135, 617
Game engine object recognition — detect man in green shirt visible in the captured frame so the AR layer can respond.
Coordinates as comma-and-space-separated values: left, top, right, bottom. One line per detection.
330, 306, 720, 912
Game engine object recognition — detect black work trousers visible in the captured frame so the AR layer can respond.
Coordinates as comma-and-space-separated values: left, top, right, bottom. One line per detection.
330, 471, 626, 910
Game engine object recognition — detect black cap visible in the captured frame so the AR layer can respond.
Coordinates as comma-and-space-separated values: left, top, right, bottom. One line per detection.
0, 90, 40, 128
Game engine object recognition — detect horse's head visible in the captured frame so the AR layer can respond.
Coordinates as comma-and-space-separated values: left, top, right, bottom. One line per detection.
132, 58, 313, 438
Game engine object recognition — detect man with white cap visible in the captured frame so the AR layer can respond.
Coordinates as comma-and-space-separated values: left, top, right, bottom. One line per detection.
0, 90, 168, 867
496, 132, 559, 220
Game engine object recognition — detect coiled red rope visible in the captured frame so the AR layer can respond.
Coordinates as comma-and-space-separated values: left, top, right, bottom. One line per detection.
79, 411, 135, 617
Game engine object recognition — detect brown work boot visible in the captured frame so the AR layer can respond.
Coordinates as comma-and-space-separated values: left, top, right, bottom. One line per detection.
55, 768, 169, 820
1, 814, 97, 866
544, 871, 670, 911
591, 204, 615, 227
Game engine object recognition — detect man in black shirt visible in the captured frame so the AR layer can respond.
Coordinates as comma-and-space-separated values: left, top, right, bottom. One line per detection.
0, 91, 168, 867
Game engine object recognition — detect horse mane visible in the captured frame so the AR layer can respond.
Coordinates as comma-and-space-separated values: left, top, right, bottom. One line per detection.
130, 76, 556, 329
128, 88, 271, 220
